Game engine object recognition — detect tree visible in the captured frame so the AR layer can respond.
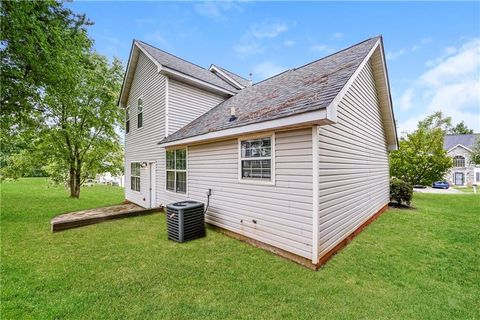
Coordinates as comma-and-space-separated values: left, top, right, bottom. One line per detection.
417, 111, 452, 133
449, 121, 474, 135
0, 0, 92, 171
471, 138, 480, 165
40, 53, 124, 197
1, 1, 124, 198
390, 126, 452, 186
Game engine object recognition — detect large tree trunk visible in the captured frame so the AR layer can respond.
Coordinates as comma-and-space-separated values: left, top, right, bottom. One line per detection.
69, 161, 81, 198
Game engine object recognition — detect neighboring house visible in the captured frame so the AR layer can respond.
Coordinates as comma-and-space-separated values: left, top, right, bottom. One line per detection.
96, 172, 124, 187
444, 134, 480, 186
118, 36, 398, 268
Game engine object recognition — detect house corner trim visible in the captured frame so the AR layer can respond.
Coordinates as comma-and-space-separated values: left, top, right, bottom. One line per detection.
312, 125, 319, 264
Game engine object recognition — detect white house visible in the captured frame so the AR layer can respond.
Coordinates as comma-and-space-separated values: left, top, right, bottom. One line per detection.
444, 134, 480, 186
118, 36, 398, 268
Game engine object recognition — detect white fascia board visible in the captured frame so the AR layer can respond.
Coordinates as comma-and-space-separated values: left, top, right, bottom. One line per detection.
324, 38, 380, 123
377, 38, 399, 151
118, 41, 163, 108
159, 108, 331, 148
160, 66, 236, 96
447, 144, 473, 153
209, 65, 245, 90
118, 41, 138, 108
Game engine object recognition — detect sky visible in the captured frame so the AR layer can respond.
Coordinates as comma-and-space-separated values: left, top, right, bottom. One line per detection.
67, 1, 480, 134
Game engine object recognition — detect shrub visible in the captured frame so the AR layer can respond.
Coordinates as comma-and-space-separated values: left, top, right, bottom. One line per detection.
390, 177, 413, 206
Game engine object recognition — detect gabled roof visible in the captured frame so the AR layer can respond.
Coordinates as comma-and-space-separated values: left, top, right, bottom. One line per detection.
160, 36, 397, 148
137, 41, 238, 92
209, 64, 251, 89
118, 40, 238, 107
444, 134, 479, 151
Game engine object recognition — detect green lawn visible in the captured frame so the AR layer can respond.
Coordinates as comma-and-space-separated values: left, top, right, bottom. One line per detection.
453, 186, 480, 193
1, 178, 479, 319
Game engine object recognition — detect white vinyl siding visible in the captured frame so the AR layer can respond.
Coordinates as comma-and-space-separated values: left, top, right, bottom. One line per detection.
167, 79, 226, 135
158, 128, 314, 259
124, 52, 166, 207
317, 60, 389, 260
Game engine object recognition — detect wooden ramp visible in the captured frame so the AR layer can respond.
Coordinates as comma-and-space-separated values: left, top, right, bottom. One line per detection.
51, 203, 163, 232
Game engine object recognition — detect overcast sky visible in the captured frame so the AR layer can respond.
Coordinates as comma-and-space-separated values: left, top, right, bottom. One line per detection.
68, 1, 480, 134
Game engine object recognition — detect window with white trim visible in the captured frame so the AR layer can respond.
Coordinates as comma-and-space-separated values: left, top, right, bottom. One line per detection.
453, 155, 465, 167
166, 148, 187, 193
239, 136, 273, 181
131, 162, 140, 191
125, 106, 130, 133
137, 97, 143, 128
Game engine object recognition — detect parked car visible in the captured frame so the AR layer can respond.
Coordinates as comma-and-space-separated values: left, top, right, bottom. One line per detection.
413, 185, 427, 189
432, 181, 449, 189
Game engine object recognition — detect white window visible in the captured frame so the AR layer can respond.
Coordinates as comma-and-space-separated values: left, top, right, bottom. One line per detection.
453, 155, 465, 167
131, 162, 140, 191
239, 135, 274, 184
166, 148, 187, 193
137, 97, 143, 128
125, 106, 130, 134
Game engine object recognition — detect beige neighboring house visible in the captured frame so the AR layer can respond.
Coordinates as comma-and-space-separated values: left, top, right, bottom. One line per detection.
444, 134, 480, 187
118, 36, 398, 268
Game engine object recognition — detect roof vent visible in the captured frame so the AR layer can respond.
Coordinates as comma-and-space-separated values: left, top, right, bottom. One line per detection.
229, 107, 237, 122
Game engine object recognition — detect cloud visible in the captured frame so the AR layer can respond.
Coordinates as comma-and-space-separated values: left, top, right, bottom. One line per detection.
252, 61, 287, 80
144, 31, 172, 50
396, 38, 480, 133
332, 32, 345, 40
310, 44, 334, 54
250, 22, 289, 39
234, 20, 293, 57
283, 40, 296, 47
194, 1, 243, 21
397, 89, 414, 111
387, 37, 431, 60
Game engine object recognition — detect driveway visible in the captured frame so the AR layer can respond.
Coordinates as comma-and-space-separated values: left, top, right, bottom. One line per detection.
414, 187, 463, 194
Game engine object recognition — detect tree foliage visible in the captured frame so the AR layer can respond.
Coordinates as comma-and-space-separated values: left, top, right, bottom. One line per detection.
390, 115, 452, 186
449, 121, 474, 135
0, 0, 92, 167
1, 1, 124, 198
471, 138, 480, 165
417, 111, 452, 133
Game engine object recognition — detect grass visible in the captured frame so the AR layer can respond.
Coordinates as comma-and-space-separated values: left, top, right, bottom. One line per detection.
453, 186, 480, 193
1, 178, 479, 319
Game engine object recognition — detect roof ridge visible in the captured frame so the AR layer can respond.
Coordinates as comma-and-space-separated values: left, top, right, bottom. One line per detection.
136, 40, 211, 73
215, 65, 249, 81
252, 36, 381, 86
292, 36, 380, 71
445, 133, 479, 135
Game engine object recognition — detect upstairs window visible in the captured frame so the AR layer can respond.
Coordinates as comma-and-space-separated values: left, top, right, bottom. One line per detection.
131, 162, 140, 191
453, 155, 465, 167
125, 106, 130, 133
166, 149, 187, 193
137, 97, 143, 128
239, 135, 274, 183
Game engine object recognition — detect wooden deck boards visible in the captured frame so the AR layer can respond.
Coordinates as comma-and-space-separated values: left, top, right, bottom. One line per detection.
51, 203, 163, 232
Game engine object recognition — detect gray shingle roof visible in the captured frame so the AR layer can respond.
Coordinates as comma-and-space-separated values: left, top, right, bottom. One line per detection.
444, 134, 480, 150
137, 41, 238, 93
160, 36, 380, 145
213, 65, 251, 88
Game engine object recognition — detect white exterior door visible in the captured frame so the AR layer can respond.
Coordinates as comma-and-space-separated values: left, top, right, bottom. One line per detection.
149, 162, 157, 208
